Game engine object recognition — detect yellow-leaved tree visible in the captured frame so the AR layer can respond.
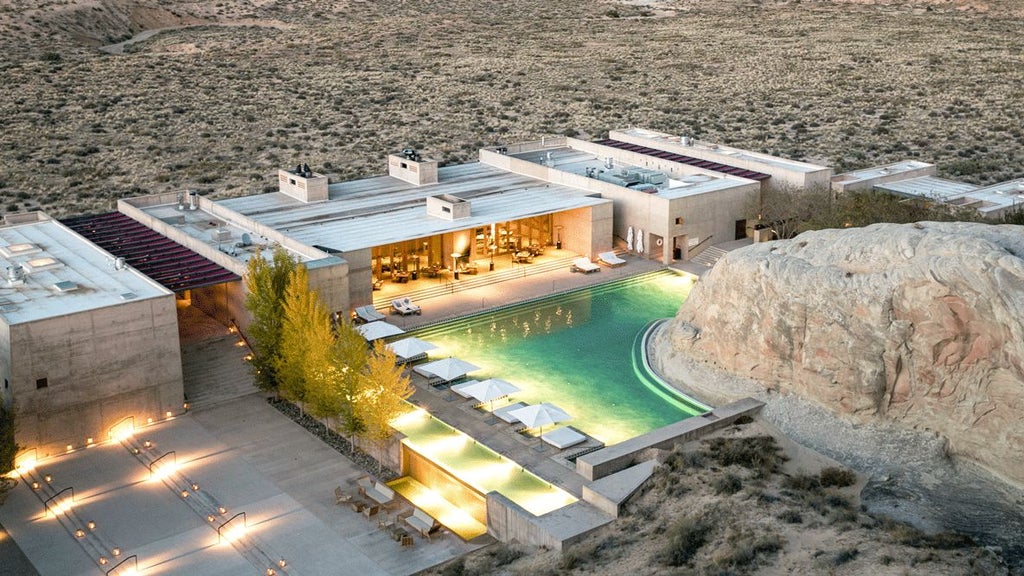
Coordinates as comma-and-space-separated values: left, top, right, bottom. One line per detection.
357, 340, 414, 474
331, 319, 369, 442
243, 246, 296, 394
276, 265, 331, 415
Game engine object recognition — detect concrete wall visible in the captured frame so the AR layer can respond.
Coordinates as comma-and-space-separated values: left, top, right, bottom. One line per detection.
278, 169, 328, 203
576, 398, 765, 481
486, 494, 608, 551
388, 155, 438, 186
6, 295, 184, 459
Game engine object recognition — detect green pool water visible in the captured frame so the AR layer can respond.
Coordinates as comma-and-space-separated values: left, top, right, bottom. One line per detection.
411, 270, 708, 445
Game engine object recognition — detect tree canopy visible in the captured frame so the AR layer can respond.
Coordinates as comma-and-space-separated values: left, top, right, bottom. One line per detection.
244, 246, 297, 393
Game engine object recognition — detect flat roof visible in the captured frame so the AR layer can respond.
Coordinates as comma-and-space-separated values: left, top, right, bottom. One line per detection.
614, 127, 828, 173
875, 176, 980, 201
0, 217, 170, 325
217, 162, 610, 252
957, 178, 1024, 214
515, 147, 755, 199
832, 160, 933, 184
595, 139, 771, 181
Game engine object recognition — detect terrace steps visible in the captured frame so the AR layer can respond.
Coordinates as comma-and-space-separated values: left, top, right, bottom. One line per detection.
181, 334, 259, 410
690, 245, 729, 268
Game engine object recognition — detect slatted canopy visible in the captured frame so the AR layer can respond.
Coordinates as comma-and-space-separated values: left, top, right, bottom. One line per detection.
594, 139, 771, 181
61, 212, 240, 293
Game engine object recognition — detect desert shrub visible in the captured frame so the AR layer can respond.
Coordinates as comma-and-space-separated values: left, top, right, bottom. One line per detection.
659, 516, 712, 567
781, 473, 820, 493
777, 509, 803, 524
489, 543, 523, 566
882, 519, 975, 549
829, 547, 859, 566
559, 547, 584, 570
733, 414, 754, 425
702, 436, 786, 478
819, 466, 857, 488
438, 558, 465, 576
714, 532, 784, 568
712, 473, 743, 495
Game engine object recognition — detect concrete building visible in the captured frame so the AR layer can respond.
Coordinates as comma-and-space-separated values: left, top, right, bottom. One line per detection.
833, 162, 1024, 219
0, 213, 184, 459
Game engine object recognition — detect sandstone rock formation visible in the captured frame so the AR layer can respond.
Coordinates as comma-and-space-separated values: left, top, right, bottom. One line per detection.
655, 221, 1024, 485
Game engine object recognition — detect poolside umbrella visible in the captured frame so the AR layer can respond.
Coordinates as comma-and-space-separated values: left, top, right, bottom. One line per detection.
636, 229, 644, 254
509, 403, 571, 439
357, 321, 405, 341
387, 336, 437, 361
416, 357, 480, 383
626, 226, 634, 251
461, 378, 521, 413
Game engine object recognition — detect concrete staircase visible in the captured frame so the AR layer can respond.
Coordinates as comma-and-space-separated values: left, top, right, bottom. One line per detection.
373, 254, 578, 309
689, 245, 729, 268
181, 334, 260, 410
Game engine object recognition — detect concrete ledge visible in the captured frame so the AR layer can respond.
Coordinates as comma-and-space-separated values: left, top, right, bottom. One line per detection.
576, 397, 764, 481
582, 460, 656, 517
486, 492, 612, 551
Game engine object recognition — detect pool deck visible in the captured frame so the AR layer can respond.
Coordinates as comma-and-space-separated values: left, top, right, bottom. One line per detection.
1, 250, 724, 575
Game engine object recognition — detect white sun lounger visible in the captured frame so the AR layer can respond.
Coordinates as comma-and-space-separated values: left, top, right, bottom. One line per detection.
391, 297, 422, 316
541, 426, 587, 450
597, 251, 626, 267
570, 257, 600, 274
353, 305, 386, 323
493, 402, 528, 424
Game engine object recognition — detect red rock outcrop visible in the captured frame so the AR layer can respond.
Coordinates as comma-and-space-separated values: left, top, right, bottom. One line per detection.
657, 222, 1024, 485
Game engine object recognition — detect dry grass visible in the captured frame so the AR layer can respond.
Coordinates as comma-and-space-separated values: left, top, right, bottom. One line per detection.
0, 0, 1021, 217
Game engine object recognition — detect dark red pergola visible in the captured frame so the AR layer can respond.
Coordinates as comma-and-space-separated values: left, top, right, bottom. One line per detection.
594, 139, 771, 181
61, 212, 240, 293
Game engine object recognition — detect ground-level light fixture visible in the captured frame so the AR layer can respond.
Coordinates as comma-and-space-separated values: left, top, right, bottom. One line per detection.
88, 521, 96, 530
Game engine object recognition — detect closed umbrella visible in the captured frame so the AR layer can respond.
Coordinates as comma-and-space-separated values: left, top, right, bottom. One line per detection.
415, 357, 480, 383
636, 229, 644, 254
509, 402, 571, 439
626, 226, 634, 251
357, 321, 405, 341
460, 378, 521, 413
387, 337, 437, 361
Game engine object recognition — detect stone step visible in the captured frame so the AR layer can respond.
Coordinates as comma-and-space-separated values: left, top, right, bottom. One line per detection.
181, 335, 259, 409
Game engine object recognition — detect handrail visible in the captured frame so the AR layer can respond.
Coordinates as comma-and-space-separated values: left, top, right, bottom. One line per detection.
685, 234, 715, 259
229, 318, 254, 353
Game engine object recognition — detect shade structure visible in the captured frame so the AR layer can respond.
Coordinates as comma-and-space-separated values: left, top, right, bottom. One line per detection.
416, 357, 480, 382
626, 226, 634, 251
460, 378, 520, 412
636, 229, 645, 254
357, 321, 405, 341
509, 403, 570, 434
387, 337, 437, 360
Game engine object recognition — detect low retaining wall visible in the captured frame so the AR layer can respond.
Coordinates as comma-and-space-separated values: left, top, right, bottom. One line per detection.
575, 397, 764, 481
486, 492, 613, 551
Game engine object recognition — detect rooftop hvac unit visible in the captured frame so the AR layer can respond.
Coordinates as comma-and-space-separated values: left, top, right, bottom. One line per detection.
213, 229, 232, 242
681, 136, 692, 146
6, 264, 25, 286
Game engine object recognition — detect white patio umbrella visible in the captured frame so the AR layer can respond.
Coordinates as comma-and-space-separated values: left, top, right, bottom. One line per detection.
416, 357, 480, 382
626, 226, 634, 251
357, 321, 405, 341
636, 229, 645, 254
387, 337, 437, 361
509, 402, 571, 438
460, 378, 521, 413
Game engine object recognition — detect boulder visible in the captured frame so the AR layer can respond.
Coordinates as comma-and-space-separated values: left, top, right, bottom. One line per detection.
656, 221, 1024, 485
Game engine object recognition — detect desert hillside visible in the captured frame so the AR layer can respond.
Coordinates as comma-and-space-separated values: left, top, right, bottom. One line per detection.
0, 0, 1022, 217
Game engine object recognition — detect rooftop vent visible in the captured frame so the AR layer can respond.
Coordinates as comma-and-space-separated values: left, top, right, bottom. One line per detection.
120, 292, 138, 301
6, 265, 25, 286
213, 229, 232, 243
53, 280, 78, 293
113, 257, 127, 270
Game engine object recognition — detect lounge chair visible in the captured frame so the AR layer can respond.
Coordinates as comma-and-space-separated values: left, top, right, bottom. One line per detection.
391, 298, 422, 316
493, 401, 528, 424
353, 305, 386, 324
570, 257, 600, 274
597, 251, 626, 267
541, 426, 587, 450
402, 507, 441, 539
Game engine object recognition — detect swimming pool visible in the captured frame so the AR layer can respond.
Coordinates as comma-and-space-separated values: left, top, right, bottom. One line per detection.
411, 270, 706, 445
